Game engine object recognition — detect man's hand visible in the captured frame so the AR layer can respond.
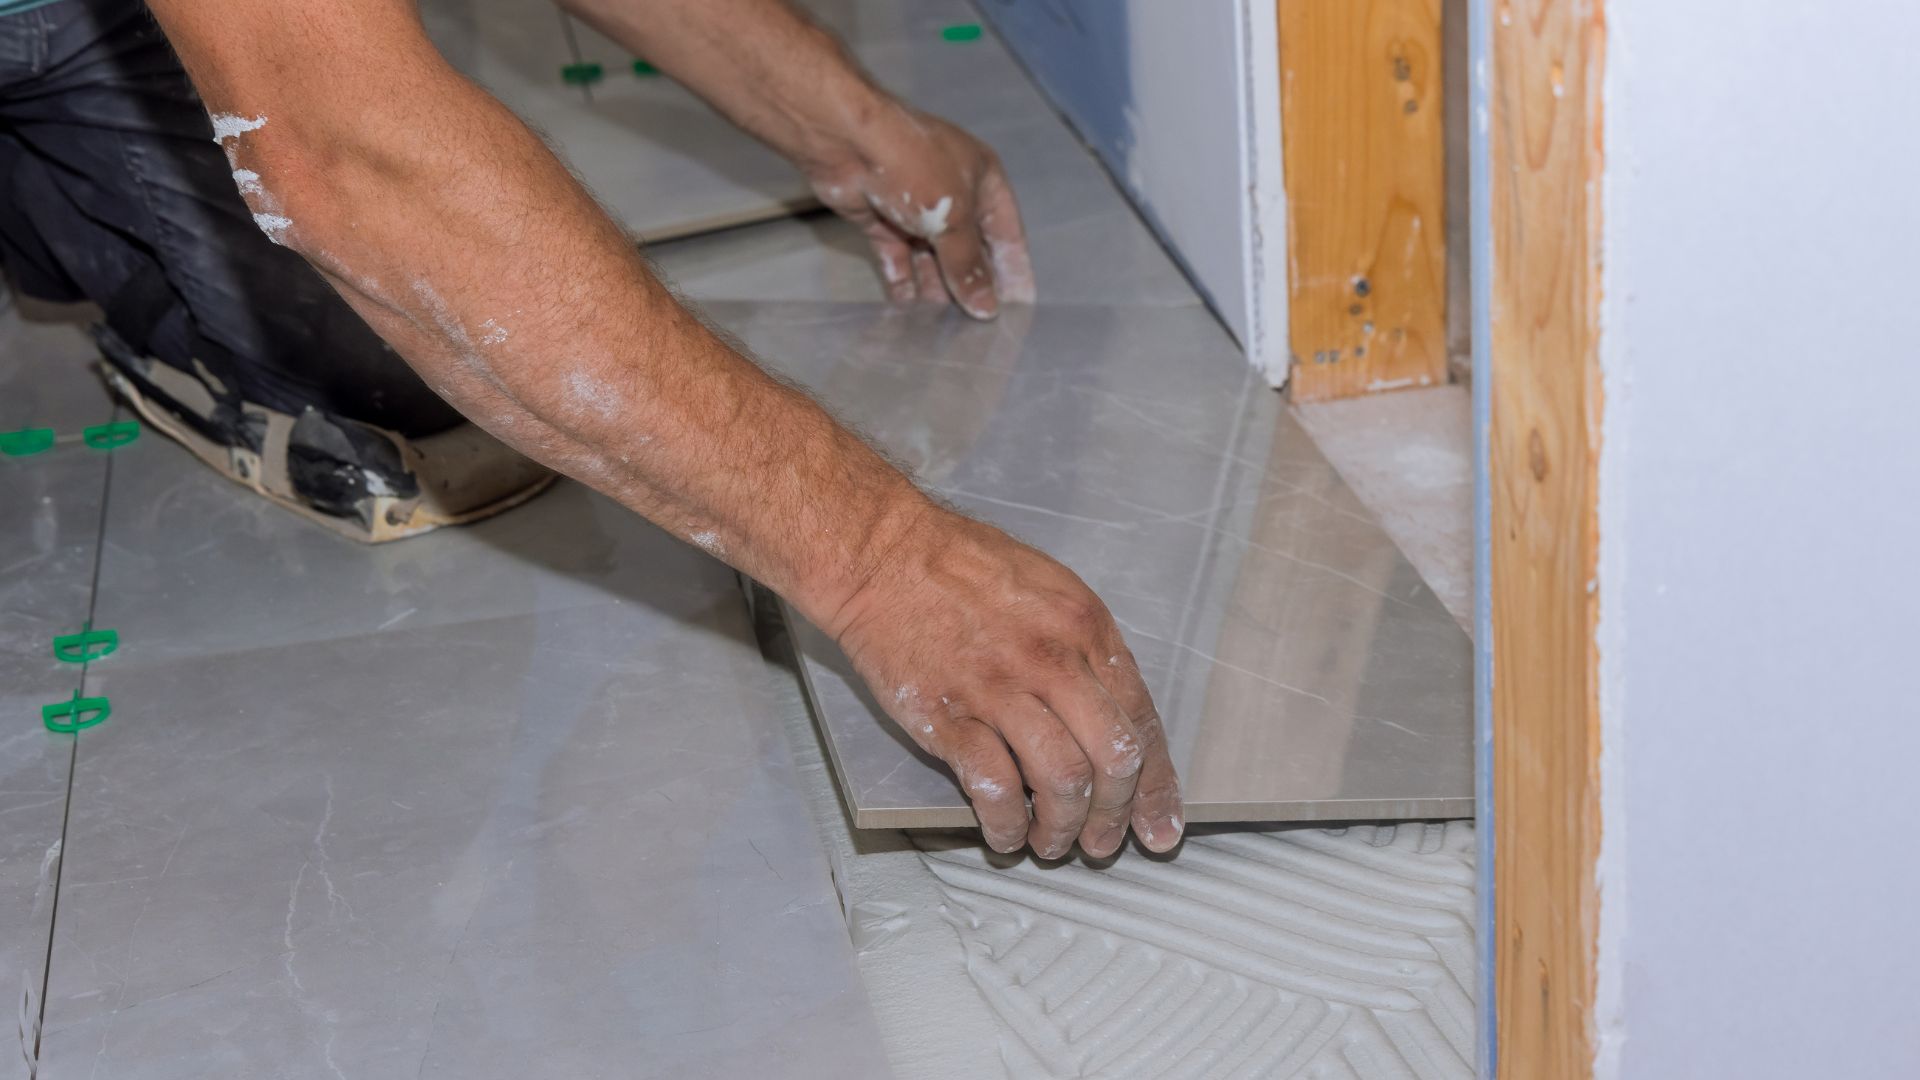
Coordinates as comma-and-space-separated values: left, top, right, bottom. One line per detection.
557, 0, 1033, 318
805, 106, 1034, 320
825, 508, 1184, 858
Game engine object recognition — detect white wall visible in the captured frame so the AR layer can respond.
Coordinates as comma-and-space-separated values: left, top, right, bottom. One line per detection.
1597, 3, 1920, 1076
976, 1, 1289, 385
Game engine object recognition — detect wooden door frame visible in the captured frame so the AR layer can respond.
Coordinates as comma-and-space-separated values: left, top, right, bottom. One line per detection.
1471, 0, 1607, 1077
1268, 1, 1607, 1071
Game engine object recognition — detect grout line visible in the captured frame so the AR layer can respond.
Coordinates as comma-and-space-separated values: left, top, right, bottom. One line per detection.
31, 408, 118, 1067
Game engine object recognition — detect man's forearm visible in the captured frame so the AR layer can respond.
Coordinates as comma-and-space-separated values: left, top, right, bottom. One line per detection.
163, 7, 921, 625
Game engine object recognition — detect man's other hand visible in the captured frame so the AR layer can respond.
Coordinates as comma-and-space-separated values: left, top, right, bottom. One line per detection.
807, 107, 1034, 321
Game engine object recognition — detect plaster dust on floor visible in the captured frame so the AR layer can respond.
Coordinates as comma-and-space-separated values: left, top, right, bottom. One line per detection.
768, 620, 1477, 1080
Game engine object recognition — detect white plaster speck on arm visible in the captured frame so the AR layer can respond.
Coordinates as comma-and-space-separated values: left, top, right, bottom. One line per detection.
564, 369, 621, 421
253, 213, 294, 245
209, 112, 267, 142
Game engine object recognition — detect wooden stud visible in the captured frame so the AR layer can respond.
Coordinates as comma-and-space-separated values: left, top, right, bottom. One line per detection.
1279, 0, 1448, 402
1488, 1, 1606, 1078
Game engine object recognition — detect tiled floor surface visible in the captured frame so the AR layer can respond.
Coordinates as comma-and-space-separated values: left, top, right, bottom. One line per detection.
1, 3, 1476, 1075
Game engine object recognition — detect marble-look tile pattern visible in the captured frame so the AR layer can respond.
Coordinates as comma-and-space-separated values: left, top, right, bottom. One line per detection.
36, 443, 889, 1078
698, 301, 1473, 827
0, 307, 116, 1080
1295, 386, 1474, 631
83, 432, 687, 672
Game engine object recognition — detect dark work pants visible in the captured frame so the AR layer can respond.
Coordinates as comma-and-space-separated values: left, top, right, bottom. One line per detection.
0, 0, 460, 435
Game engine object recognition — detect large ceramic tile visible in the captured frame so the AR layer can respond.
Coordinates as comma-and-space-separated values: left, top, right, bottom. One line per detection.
0, 446, 95, 1080
699, 301, 1472, 826
39, 557, 889, 1077
1, 307, 115, 1080
1295, 385, 1474, 630
86, 433, 695, 671
0, 303, 114, 435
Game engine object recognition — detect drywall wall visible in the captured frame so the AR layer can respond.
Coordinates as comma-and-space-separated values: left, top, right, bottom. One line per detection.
975, 1, 1289, 385
1597, 3, 1920, 1076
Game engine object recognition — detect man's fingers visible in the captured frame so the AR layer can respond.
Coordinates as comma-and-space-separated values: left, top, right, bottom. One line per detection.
983, 695, 1092, 859
938, 715, 1030, 853
930, 224, 999, 320
867, 226, 918, 302
910, 248, 946, 304
1096, 646, 1184, 852
1128, 708, 1183, 852
1042, 666, 1144, 859
977, 166, 1035, 304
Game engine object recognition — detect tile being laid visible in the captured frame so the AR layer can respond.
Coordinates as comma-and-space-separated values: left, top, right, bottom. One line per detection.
699, 300, 1473, 827
37, 539, 890, 1078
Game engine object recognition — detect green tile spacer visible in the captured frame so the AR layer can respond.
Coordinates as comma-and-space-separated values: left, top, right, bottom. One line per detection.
632, 59, 659, 76
53, 624, 118, 664
82, 419, 140, 450
561, 61, 605, 86
941, 23, 983, 42
0, 427, 55, 457
42, 690, 111, 733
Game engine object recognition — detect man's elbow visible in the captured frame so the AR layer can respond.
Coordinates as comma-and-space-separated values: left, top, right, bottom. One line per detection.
214, 117, 349, 252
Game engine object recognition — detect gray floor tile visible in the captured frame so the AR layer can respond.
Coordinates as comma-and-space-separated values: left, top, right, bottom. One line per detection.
39, 564, 888, 1078
0, 304, 114, 434
697, 300, 1472, 827
1295, 386, 1474, 630
1, 309, 115, 1080
87, 433, 698, 672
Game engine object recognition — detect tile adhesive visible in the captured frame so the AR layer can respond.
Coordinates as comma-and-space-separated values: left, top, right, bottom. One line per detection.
777, 667, 1476, 1080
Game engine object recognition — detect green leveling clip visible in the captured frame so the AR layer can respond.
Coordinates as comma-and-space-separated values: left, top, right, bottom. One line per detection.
82, 420, 140, 449
632, 59, 659, 76
561, 61, 604, 85
0, 427, 55, 457
941, 23, 983, 42
53, 625, 119, 664
42, 690, 111, 733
